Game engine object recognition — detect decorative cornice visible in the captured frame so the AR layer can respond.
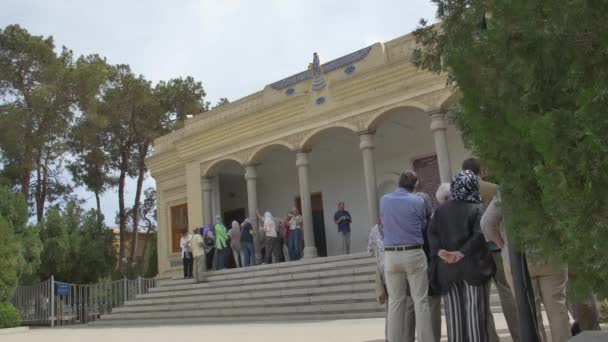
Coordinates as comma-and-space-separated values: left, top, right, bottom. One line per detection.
269, 46, 373, 90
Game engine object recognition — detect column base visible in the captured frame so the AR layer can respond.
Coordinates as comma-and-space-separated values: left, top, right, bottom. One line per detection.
303, 246, 318, 259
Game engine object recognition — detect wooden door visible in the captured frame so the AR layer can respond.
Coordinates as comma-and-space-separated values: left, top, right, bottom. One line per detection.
295, 193, 327, 257
413, 154, 441, 207
170, 204, 188, 253
223, 208, 246, 228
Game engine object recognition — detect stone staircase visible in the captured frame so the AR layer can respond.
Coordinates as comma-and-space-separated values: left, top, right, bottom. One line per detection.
90, 253, 503, 326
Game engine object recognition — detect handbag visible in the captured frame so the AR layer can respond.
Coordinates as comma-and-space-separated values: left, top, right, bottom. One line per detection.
203, 232, 215, 248
375, 267, 388, 304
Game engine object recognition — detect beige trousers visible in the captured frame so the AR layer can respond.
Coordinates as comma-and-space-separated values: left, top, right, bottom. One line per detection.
403, 294, 442, 342
193, 254, 206, 283
528, 262, 571, 342
385, 249, 435, 342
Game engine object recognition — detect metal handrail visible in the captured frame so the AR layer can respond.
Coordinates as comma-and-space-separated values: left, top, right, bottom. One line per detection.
11, 276, 157, 327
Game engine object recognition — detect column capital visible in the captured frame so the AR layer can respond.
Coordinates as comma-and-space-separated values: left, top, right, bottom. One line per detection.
356, 129, 376, 136
429, 112, 448, 132
244, 163, 260, 180
295, 149, 311, 167
359, 131, 375, 151
201, 177, 213, 192
296, 150, 310, 167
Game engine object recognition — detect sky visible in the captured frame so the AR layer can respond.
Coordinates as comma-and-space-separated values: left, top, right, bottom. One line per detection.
0, 0, 437, 226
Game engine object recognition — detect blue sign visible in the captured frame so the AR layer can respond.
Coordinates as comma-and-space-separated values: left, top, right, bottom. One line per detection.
57, 283, 70, 297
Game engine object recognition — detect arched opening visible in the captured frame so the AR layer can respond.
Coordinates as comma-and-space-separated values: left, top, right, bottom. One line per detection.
305, 126, 364, 257
372, 105, 471, 207
374, 107, 441, 205
205, 159, 248, 248
255, 144, 298, 262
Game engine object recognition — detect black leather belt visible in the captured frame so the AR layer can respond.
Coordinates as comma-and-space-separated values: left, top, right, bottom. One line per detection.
384, 245, 422, 251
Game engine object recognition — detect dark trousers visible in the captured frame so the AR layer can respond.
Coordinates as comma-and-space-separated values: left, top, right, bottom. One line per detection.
182, 255, 193, 278
288, 229, 302, 260
264, 236, 281, 264
206, 248, 215, 270
217, 248, 227, 270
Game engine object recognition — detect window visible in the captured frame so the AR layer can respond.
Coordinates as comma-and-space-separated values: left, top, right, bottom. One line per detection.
170, 204, 188, 253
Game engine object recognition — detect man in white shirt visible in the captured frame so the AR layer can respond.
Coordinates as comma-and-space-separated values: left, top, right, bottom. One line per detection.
179, 229, 193, 279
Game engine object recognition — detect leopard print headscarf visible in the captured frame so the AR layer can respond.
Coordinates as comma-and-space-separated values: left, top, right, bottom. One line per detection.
449, 170, 481, 204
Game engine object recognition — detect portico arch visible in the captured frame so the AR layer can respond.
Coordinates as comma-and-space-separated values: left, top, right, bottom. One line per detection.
248, 141, 295, 164
438, 90, 460, 112
366, 103, 428, 132
300, 123, 358, 150
203, 157, 247, 177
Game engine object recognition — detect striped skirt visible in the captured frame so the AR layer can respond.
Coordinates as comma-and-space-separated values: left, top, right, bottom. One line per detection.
444, 280, 490, 342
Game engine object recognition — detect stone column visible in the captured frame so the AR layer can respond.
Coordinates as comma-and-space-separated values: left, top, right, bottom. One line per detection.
244, 163, 262, 265
296, 150, 318, 258
430, 111, 453, 183
201, 177, 213, 225
185, 161, 203, 230
155, 188, 169, 278
359, 131, 379, 227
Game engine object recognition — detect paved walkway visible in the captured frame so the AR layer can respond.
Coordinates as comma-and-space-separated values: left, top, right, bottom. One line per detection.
1, 315, 519, 342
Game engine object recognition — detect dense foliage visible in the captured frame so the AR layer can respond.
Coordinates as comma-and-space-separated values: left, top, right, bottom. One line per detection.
413, 1, 608, 294
38, 203, 116, 283
0, 186, 40, 300
0, 301, 20, 328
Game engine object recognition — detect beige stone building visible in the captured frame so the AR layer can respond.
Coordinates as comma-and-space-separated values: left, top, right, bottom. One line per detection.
148, 31, 468, 279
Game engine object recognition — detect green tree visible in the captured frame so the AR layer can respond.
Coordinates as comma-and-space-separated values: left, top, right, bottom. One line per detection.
72, 210, 115, 283
0, 216, 20, 301
155, 76, 208, 130
413, 1, 608, 294
0, 186, 41, 289
38, 208, 70, 281
214, 97, 230, 108
98, 65, 144, 269
128, 78, 206, 264
0, 25, 75, 222
68, 55, 116, 216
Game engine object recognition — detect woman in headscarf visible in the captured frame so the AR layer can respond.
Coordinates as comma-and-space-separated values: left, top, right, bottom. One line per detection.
201, 224, 215, 270
214, 215, 229, 270
228, 220, 242, 267
240, 218, 255, 266
257, 210, 280, 264
428, 170, 496, 342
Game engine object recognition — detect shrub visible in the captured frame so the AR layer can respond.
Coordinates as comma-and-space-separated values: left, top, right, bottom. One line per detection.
0, 301, 20, 328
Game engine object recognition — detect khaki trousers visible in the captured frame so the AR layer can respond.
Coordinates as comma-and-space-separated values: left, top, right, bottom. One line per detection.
403, 294, 442, 342
528, 262, 571, 342
193, 254, 206, 283
385, 249, 435, 342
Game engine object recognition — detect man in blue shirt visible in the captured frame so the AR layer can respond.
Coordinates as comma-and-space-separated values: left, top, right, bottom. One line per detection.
334, 201, 352, 254
380, 170, 434, 342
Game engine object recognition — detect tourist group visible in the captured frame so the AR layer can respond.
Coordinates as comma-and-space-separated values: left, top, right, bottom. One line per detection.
368, 158, 601, 342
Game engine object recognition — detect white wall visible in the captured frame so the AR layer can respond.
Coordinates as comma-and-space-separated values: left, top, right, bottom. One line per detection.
257, 148, 299, 219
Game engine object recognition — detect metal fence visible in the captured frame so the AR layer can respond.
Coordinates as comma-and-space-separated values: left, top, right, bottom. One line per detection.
11, 276, 156, 327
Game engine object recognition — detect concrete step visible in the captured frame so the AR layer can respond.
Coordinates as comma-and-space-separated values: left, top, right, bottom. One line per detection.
146, 264, 378, 295
101, 300, 384, 320
161, 252, 373, 285
156, 256, 376, 290
125, 282, 376, 307
89, 311, 385, 327
92, 253, 507, 327
113, 290, 378, 314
